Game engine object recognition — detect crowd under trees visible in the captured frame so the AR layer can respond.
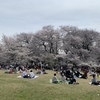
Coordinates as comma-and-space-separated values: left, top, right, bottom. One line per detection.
0, 25, 100, 69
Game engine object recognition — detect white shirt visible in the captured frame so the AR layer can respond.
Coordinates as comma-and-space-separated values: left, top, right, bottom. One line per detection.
29, 72, 35, 78
52, 76, 57, 83
22, 71, 27, 77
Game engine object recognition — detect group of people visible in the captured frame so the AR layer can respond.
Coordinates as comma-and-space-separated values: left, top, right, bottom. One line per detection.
52, 72, 79, 84
36, 68, 48, 74
59, 66, 88, 79
52, 72, 100, 85
21, 67, 48, 78
3, 63, 100, 85
21, 69, 35, 78
52, 66, 100, 85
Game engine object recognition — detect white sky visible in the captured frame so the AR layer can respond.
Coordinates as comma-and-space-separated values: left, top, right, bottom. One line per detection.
0, 0, 100, 39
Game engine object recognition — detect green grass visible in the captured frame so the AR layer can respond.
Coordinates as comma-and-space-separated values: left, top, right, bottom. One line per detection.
0, 70, 100, 100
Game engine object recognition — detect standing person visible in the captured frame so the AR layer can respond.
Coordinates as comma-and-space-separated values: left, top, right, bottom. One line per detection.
52, 73, 58, 83
29, 70, 35, 78
46, 64, 48, 69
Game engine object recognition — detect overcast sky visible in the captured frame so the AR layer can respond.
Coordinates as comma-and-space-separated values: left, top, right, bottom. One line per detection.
0, 0, 100, 39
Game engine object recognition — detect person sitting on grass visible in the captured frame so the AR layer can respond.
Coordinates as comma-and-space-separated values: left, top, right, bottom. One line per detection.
5, 68, 10, 74
91, 74, 100, 85
69, 77, 79, 85
52, 73, 58, 83
5, 68, 13, 74
60, 73, 66, 83
42, 68, 48, 74
74, 70, 82, 78
36, 69, 42, 74
29, 70, 35, 78
80, 69, 88, 79
21, 69, 28, 78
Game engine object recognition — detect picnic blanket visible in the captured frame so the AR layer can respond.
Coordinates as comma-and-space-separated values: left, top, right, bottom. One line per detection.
17, 75, 39, 79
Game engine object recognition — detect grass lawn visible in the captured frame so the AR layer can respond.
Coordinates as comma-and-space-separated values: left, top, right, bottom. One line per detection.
0, 69, 100, 100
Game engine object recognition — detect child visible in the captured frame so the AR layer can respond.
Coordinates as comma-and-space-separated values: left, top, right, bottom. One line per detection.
91, 74, 100, 85
52, 73, 58, 83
